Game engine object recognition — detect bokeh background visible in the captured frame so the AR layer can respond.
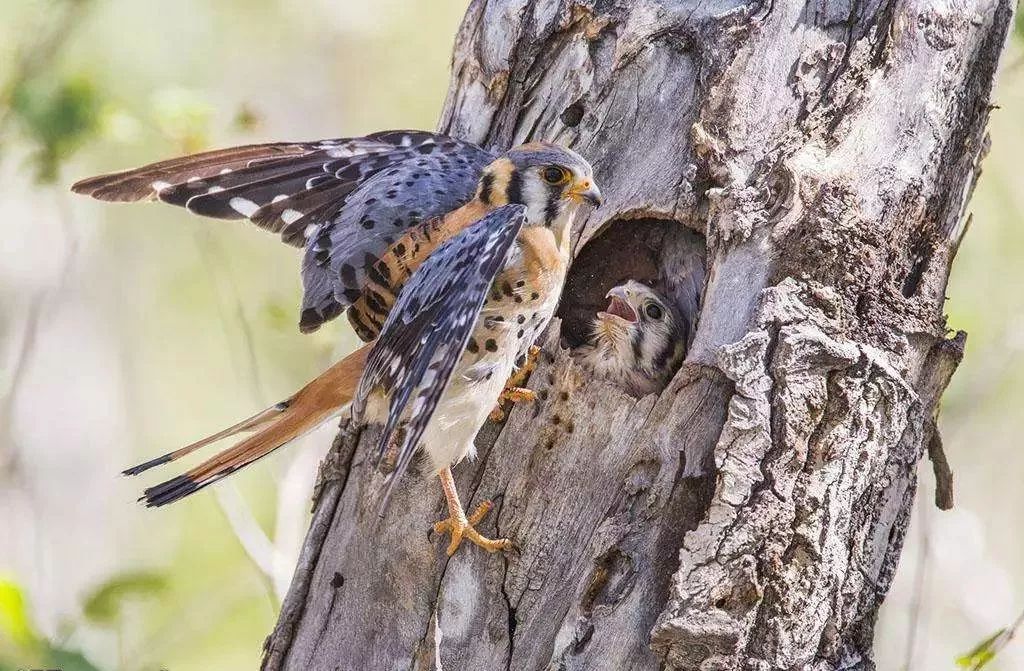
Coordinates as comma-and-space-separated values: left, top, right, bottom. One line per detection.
0, 1, 1020, 669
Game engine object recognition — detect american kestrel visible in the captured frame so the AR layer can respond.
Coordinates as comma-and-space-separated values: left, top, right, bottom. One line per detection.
574, 280, 686, 396
72, 131, 600, 555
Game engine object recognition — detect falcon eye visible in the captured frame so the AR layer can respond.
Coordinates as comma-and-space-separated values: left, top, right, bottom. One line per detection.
644, 303, 664, 320
542, 166, 568, 184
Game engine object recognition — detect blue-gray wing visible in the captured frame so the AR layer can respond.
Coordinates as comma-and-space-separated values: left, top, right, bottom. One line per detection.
72, 129, 496, 333
299, 139, 493, 332
353, 205, 526, 490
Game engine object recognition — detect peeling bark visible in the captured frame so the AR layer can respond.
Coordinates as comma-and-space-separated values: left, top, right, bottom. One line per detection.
262, 1, 1013, 669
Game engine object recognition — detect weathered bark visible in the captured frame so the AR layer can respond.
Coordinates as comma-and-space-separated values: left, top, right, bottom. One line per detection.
262, 1, 1013, 669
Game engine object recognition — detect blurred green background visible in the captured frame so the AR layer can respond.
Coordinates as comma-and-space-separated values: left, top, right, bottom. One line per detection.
0, 1, 1020, 669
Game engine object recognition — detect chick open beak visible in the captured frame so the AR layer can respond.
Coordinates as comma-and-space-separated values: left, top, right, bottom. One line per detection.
570, 180, 603, 207
597, 285, 637, 323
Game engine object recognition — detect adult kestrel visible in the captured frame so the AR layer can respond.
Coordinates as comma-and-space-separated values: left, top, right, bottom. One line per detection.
72, 131, 600, 554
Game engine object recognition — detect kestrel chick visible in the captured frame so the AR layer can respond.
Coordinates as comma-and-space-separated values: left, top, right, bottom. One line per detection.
575, 280, 686, 396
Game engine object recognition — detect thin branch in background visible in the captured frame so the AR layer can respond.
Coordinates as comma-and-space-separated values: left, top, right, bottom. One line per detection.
191, 227, 317, 605
958, 607, 1024, 670
990, 608, 1024, 663
213, 485, 282, 607
0, 0, 89, 479
193, 230, 268, 406
272, 434, 326, 598
0, 294, 45, 479
2, 193, 81, 479
191, 229, 280, 603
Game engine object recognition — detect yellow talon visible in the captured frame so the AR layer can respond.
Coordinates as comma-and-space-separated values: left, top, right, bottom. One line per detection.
434, 469, 511, 556
490, 346, 543, 421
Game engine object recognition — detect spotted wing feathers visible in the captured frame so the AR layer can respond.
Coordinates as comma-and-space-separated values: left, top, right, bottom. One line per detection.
353, 205, 526, 494
72, 131, 489, 246
72, 130, 497, 333
298, 140, 493, 332
71, 142, 312, 203
346, 201, 488, 341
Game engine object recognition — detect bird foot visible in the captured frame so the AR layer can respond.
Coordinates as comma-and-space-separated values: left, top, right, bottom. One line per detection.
433, 500, 512, 556
489, 386, 538, 422
490, 348, 543, 421
508, 345, 542, 387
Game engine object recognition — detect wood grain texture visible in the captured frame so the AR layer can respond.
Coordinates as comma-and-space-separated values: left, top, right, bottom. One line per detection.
263, 1, 1014, 669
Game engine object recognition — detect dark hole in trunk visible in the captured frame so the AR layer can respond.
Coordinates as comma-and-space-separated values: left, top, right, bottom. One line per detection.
559, 218, 707, 351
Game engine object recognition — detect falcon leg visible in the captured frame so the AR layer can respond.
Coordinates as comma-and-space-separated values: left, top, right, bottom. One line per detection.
432, 467, 511, 556
489, 345, 542, 421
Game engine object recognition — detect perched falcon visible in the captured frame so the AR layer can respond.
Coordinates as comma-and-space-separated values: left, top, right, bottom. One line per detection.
574, 280, 687, 396
72, 132, 600, 555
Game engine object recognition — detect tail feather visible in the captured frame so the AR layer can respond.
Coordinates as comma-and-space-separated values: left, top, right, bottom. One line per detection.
129, 344, 371, 507
122, 403, 285, 476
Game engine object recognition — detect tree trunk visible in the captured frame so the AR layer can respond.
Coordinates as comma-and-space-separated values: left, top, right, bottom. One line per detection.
262, 1, 1014, 669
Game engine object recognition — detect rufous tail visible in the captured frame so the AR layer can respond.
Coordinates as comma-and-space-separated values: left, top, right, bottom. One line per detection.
127, 344, 371, 507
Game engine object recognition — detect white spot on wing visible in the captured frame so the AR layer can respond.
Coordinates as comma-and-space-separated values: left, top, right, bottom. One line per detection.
271, 194, 288, 204
207, 186, 225, 194
219, 168, 233, 175
282, 209, 303, 225
229, 197, 259, 217
151, 180, 172, 193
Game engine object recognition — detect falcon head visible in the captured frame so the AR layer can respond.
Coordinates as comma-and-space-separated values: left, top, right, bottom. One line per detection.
477, 142, 601, 227
576, 280, 686, 396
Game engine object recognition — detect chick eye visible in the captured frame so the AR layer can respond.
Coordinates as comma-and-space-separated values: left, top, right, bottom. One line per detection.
644, 303, 664, 320
542, 166, 568, 184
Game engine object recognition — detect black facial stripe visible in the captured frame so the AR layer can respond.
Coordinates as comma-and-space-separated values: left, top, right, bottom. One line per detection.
507, 168, 523, 204
479, 172, 495, 205
631, 328, 644, 363
544, 181, 560, 226
652, 335, 678, 372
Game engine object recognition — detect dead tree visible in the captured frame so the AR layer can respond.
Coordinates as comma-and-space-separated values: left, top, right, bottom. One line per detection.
262, 1, 1014, 669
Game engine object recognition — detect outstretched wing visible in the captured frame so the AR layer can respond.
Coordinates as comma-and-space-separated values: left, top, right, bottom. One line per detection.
354, 205, 526, 492
72, 130, 496, 332
299, 140, 492, 332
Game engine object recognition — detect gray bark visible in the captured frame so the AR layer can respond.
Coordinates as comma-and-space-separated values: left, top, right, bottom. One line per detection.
262, 1, 1013, 669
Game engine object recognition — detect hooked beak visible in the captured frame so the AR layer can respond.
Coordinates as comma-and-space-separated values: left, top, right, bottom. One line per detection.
569, 179, 603, 207
597, 285, 637, 323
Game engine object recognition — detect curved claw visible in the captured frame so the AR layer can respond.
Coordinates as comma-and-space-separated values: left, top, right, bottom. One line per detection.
434, 468, 512, 556
433, 500, 511, 555
490, 346, 543, 422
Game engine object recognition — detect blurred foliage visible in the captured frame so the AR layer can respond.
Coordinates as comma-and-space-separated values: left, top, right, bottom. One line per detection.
0, 0, 100, 182
9, 74, 103, 182
81, 573, 166, 626
0, 580, 34, 647
0, 572, 165, 671
958, 629, 1002, 670
232, 103, 263, 134
150, 88, 213, 154
957, 610, 1024, 671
